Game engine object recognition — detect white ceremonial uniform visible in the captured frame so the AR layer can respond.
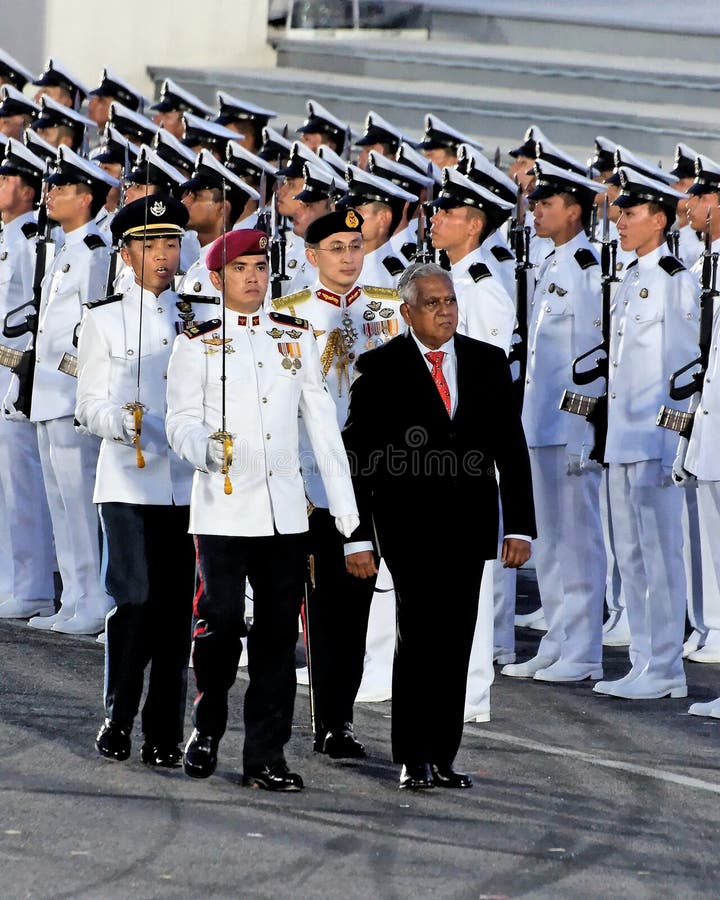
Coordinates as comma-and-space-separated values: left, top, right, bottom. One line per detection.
683, 256, 720, 662
166, 307, 357, 536
180, 228, 201, 275
75, 282, 195, 504
482, 230, 516, 299
23, 220, 113, 629
281, 232, 315, 296
176, 244, 220, 303
389, 220, 418, 264
677, 224, 703, 268
604, 246, 699, 688
360, 241, 405, 290
451, 245, 516, 353
520, 232, 607, 676
95, 206, 115, 243
0, 212, 55, 611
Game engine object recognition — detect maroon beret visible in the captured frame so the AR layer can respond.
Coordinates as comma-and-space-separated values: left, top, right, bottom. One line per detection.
206, 228, 269, 271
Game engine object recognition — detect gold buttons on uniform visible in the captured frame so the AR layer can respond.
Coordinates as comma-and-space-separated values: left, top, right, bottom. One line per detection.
127, 349, 134, 355
639, 288, 648, 298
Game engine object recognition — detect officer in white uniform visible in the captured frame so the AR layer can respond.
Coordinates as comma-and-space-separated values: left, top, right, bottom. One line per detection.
166, 227, 358, 791
503, 161, 608, 682
594, 168, 699, 700
339, 165, 415, 289
214, 92, 276, 154
0, 85, 40, 142
176, 150, 259, 304
296, 99, 350, 157
669, 144, 703, 268
0, 139, 55, 619
272, 208, 404, 757
76, 195, 197, 766
148, 77, 212, 141
5, 147, 118, 635
355, 110, 409, 171
416, 113, 483, 169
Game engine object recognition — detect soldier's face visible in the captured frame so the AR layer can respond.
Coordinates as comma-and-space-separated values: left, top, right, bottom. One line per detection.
300, 132, 323, 152
124, 182, 158, 204
686, 191, 719, 232
121, 237, 181, 295
400, 273, 458, 350
305, 231, 364, 293
210, 256, 269, 312
88, 94, 113, 127
430, 206, 481, 251
508, 156, 535, 193
0, 174, 34, 216
46, 182, 92, 226
277, 176, 304, 217
423, 147, 456, 168
0, 114, 28, 140
532, 195, 579, 240
292, 199, 326, 238
182, 188, 223, 230
33, 85, 72, 107
355, 201, 391, 245
616, 203, 667, 256
671, 178, 693, 222
152, 110, 184, 139
225, 121, 257, 151
357, 143, 385, 170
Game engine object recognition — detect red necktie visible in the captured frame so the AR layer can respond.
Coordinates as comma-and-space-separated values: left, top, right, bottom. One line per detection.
425, 350, 451, 415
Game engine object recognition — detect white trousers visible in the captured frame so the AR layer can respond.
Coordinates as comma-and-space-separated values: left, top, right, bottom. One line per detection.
600, 468, 625, 619
0, 416, 55, 602
464, 562, 494, 719
36, 417, 110, 619
695, 482, 720, 648
356, 559, 394, 701
608, 462, 686, 680
531, 446, 606, 666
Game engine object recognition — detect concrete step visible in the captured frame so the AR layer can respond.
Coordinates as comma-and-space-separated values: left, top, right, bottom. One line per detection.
274, 36, 720, 109
148, 63, 720, 164
411, 0, 720, 62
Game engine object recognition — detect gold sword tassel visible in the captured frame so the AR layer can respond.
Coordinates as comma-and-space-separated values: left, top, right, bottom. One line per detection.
123, 401, 146, 468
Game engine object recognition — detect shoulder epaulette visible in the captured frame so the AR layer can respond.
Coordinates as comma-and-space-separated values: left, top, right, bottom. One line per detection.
84, 233, 107, 251
468, 262, 492, 283
490, 244, 514, 263
658, 255, 686, 276
438, 249, 451, 271
21, 222, 38, 240
574, 247, 598, 270
271, 287, 312, 311
626, 259, 637, 269
362, 285, 400, 300
400, 242, 416, 262
382, 255, 405, 276
84, 292, 123, 310
183, 318, 222, 339
177, 293, 221, 305
268, 311, 309, 330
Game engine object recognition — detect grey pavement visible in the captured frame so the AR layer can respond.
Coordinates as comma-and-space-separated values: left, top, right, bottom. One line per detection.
1, 582, 719, 900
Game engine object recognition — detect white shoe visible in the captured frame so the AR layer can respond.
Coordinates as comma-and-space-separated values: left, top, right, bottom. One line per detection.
464, 708, 490, 723
356, 684, 392, 702
96, 631, 107, 644
501, 655, 556, 678
28, 610, 73, 630
238, 646, 249, 668
296, 666, 310, 686
534, 660, 603, 683
493, 647, 515, 665
602, 610, 631, 646
593, 667, 642, 696
52, 615, 105, 635
607, 671, 687, 700
687, 644, 720, 664
688, 698, 720, 717
682, 629, 704, 658
514, 608, 546, 628
0, 598, 55, 619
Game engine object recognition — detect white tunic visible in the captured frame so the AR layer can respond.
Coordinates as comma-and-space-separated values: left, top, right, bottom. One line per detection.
451, 245, 516, 354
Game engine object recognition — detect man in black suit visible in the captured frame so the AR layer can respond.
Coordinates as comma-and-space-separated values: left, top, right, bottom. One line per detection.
343, 262, 536, 790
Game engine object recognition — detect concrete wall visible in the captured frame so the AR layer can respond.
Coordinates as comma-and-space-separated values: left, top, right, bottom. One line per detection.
0, 0, 275, 98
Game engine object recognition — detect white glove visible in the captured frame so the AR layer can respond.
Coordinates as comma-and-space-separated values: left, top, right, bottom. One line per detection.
206, 436, 227, 473
335, 514, 360, 538
566, 453, 582, 476
660, 465, 675, 488
671, 437, 696, 487
579, 442, 603, 473
122, 408, 138, 439
3, 399, 26, 422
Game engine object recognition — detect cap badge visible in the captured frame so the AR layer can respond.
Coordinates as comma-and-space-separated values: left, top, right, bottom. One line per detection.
150, 200, 166, 217
259, 236, 268, 249
345, 210, 359, 228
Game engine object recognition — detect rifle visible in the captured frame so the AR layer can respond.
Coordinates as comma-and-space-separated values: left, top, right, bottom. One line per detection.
414, 202, 435, 265
2, 188, 55, 417
255, 170, 271, 235
508, 178, 525, 257
559, 194, 618, 464
507, 224, 532, 411
269, 171, 290, 300
656, 221, 718, 439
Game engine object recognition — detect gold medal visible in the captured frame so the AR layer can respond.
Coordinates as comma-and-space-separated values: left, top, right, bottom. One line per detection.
548, 283, 555, 293
282, 357, 293, 369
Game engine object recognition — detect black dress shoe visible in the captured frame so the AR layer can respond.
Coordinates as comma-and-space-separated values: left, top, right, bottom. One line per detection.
399, 762, 434, 789
431, 764, 473, 789
141, 742, 182, 768
242, 761, 303, 792
96, 719, 131, 761
323, 724, 366, 760
183, 729, 219, 779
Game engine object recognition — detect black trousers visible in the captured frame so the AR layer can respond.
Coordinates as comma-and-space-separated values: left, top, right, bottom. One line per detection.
384, 543, 485, 767
193, 530, 307, 770
306, 508, 378, 738
100, 503, 195, 745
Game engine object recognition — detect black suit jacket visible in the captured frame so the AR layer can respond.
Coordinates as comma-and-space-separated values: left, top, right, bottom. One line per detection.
342, 330, 536, 564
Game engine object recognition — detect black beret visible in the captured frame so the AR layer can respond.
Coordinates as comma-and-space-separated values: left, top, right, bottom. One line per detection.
305, 208, 364, 244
